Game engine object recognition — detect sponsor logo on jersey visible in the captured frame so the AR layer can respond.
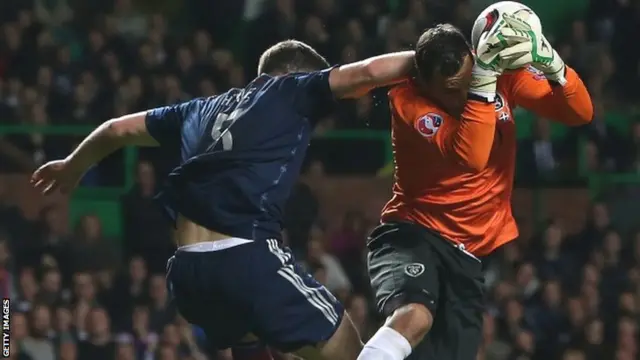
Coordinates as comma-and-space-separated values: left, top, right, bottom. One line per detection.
405, 263, 425, 277
416, 113, 443, 138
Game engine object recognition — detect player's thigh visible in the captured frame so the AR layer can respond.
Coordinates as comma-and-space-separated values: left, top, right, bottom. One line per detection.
367, 222, 441, 318
443, 249, 484, 360
251, 239, 361, 359
166, 251, 253, 350
415, 234, 485, 360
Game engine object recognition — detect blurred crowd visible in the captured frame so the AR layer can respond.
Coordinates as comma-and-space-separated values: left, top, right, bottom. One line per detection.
1, 0, 640, 360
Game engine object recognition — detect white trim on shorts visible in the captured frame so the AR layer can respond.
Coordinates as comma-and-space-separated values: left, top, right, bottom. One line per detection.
266, 239, 339, 325
453, 243, 481, 263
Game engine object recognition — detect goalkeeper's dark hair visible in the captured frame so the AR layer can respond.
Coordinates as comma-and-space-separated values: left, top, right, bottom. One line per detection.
414, 24, 473, 82
258, 40, 330, 75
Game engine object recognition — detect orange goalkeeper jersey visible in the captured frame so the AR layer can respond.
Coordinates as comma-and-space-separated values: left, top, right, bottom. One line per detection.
381, 66, 593, 256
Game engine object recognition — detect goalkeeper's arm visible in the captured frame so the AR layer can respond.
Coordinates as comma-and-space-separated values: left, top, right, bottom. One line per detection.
508, 66, 593, 126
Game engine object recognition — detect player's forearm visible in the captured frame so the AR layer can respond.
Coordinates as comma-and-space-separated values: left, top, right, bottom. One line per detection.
66, 112, 158, 172
363, 51, 415, 88
65, 121, 128, 173
331, 51, 415, 98
549, 67, 593, 126
447, 101, 496, 171
512, 66, 593, 126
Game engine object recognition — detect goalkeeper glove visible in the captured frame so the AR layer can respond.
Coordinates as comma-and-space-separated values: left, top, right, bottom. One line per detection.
471, 19, 532, 101
498, 13, 567, 85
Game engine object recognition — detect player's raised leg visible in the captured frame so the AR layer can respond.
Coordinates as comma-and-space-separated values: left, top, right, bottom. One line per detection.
166, 239, 363, 359
358, 223, 436, 360
294, 313, 363, 360
361, 223, 485, 360
253, 239, 362, 360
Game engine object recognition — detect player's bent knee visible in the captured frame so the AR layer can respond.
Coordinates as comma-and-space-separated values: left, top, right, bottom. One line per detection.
294, 312, 362, 360
385, 303, 433, 347
322, 312, 362, 360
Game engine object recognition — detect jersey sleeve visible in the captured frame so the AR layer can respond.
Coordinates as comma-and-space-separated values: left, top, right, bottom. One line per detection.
507, 66, 593, 126
145, 99, 202, 146
282, 67, 337, 119
390, 85, 496, 171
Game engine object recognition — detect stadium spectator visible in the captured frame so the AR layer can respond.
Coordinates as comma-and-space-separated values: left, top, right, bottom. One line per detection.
302, 224, 352, 299
21, 303, 55, 360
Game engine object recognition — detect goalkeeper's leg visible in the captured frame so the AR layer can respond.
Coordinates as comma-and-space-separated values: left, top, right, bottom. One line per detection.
357, 304, 428, 360
363, 223, 485, 360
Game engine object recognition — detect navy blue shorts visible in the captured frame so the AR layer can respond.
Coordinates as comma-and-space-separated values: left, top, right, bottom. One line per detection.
165, 239, 344, 352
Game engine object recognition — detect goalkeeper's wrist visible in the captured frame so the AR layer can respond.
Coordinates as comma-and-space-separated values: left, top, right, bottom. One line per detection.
468, 92, 496, 103
468, 90, 496, 102
544, 51, 567, 86
546, 67, 567, 86
469, 66, 498, 102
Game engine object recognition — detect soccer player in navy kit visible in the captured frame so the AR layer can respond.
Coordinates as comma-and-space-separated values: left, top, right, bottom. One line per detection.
31, 40, 414, 360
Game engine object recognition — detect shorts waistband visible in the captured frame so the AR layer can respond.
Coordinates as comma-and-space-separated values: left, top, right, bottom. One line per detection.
378, 221, 481, 263
453, 243, 481, 263
178, 238, 253, 252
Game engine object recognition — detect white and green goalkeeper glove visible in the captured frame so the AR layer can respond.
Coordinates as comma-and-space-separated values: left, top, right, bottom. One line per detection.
498, 13, 567, 85
469, 66, 501, 102
471, 20, 532, 101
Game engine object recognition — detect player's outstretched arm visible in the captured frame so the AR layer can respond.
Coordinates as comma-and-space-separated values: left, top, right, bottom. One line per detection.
492, 13, 593, 125
508, 66, 593, 126
329, 51, 415, 99
446, 100, 497, 171
66, 111, 158, 171
31, 111, 157, 195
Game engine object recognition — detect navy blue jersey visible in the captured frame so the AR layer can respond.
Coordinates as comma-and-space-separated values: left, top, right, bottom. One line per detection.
145, 68, 335, 240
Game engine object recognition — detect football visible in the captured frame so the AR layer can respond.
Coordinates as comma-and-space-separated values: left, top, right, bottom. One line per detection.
471, 1, 542, 52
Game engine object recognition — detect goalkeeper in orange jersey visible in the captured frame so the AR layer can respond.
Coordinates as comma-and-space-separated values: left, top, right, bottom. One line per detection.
359, 4, 593, 360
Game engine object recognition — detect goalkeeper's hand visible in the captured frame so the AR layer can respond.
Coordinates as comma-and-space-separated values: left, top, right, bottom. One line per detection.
498, 13, 567, 85
470, 15, 532, 101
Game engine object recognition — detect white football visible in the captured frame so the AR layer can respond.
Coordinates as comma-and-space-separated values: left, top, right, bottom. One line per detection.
471, 1, 542, 50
